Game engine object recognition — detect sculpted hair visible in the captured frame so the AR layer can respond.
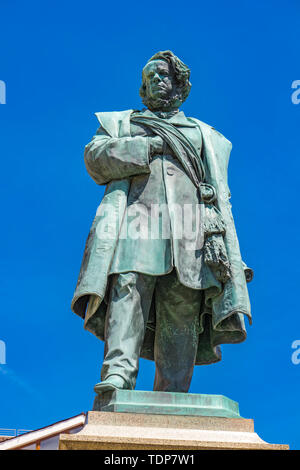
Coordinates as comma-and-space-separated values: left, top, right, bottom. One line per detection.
140, 50, 192, 106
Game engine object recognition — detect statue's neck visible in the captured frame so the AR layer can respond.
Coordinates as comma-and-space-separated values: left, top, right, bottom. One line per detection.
150, 108, 179, 119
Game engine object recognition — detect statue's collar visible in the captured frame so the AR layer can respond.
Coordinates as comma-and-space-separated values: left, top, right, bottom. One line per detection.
137, 108, 196, 127
95, 108, 198, 138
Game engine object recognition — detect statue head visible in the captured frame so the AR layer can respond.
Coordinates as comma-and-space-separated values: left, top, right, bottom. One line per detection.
139, 50, 191, 112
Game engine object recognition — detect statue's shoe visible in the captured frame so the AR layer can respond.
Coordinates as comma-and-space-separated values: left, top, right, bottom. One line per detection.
94, 375, 128, 394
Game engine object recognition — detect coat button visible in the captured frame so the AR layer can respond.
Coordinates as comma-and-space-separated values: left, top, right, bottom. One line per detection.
166, 167, 174, 176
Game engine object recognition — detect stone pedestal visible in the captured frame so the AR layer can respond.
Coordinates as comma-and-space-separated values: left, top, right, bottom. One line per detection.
59, 391, 289, 450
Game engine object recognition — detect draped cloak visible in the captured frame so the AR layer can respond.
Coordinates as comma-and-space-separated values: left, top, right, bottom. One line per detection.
71, 109, 252, 365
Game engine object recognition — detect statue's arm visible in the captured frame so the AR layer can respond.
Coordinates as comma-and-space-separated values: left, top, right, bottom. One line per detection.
84, 127, 151, 185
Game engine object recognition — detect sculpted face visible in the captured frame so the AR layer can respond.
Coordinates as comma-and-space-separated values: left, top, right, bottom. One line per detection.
142, 60, 178, 112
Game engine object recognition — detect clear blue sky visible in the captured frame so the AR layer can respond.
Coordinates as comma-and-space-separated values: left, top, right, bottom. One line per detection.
1, 0, 299, 449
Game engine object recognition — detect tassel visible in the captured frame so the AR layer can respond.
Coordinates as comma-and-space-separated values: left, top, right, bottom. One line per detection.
204, 234, 231, 283
203, 204, 226, 237
199, 184, 231, 284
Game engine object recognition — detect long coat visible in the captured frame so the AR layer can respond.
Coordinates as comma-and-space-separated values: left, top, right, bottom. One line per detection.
71, 109, 252, 365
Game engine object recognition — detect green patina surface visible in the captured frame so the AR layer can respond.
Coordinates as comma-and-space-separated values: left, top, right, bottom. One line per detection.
93, 390, 241, 419
72, 50, 253, 394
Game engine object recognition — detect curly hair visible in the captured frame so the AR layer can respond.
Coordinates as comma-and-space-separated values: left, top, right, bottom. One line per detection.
139, 50, 192, 108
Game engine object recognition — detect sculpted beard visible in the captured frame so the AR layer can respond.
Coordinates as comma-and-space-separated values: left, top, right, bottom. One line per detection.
142, 87, 183, 111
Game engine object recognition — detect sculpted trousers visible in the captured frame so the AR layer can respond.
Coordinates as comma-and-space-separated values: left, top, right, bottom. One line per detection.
101, 269, 202, 392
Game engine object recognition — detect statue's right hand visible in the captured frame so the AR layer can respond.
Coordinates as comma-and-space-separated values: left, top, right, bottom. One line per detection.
149, 135, 164, 156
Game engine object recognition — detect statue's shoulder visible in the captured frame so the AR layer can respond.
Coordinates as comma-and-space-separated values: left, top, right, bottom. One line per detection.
94, 109, 134, 138
95, 109, 134, 122
187, 116, 232, 151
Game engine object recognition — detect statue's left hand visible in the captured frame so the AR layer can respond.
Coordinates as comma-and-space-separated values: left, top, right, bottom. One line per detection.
149, 135, 164, 156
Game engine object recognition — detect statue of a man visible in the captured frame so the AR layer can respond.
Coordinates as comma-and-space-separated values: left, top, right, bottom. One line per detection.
71, 51, 253, 394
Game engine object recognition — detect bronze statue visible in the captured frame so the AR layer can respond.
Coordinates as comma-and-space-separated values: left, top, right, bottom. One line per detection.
71, 51, 253, 394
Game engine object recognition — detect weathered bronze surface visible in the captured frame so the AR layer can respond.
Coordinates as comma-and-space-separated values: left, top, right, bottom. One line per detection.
71, 51, 252, 394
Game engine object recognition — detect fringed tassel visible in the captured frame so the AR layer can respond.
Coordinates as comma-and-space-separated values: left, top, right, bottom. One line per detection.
203, 204, 226, 236
202, 203, 231, 283
204, 234, 231, 283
